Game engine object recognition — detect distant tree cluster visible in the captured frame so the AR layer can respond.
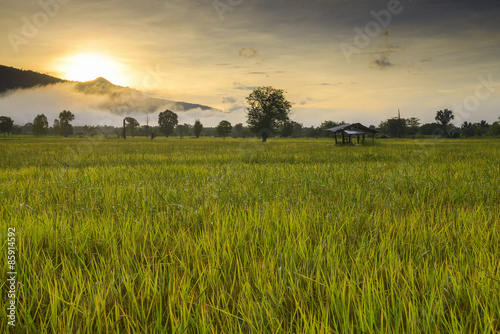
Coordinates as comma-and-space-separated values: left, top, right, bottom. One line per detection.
377, 110, 500, 139
2, 88, 500, 140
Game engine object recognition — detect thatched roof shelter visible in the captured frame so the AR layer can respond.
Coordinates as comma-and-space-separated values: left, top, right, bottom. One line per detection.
327, 123, 378, 144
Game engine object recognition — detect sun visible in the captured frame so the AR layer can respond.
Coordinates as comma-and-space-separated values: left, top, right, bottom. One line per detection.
57, 53, 128, 85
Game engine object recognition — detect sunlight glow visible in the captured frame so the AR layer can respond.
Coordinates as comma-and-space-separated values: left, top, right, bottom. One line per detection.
57, 53, 128, 85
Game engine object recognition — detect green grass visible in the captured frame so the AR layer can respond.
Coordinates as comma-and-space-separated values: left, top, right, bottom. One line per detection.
1, 137, 499, 333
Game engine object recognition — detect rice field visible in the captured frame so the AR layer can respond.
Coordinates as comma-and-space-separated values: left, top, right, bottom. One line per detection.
1, 137, 499, 333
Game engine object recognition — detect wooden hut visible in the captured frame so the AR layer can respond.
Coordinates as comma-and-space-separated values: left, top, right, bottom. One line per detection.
327, 123, 377, 144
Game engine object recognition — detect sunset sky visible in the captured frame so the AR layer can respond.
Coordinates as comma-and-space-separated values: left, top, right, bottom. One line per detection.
1, 0, 500, 127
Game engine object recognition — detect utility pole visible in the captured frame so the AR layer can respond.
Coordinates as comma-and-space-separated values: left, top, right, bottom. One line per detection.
398, 108, 401, 138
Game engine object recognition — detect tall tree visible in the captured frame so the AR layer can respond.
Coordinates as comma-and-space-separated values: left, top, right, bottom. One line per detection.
158, 110, 178, 137
0, 116, 14, 136
193, 119, 203, 138
216, 120, 232, 140
59, 110, 75, 137
246, 86, 292, 142
435, 109, 454, 137
33, 114, 49, 136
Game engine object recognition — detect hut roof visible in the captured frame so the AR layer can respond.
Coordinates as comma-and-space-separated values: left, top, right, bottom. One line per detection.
327, 123, 378, 134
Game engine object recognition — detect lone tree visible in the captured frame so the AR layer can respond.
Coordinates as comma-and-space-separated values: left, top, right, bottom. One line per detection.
59, 110, 75, 137
158, 110, 178, 137
33, 114, 49, 136
216, 120, 232, 140
435, 109, 454, 137
194, 119, 203, 138
246, 86, 292, 142
0, 116, 14, 136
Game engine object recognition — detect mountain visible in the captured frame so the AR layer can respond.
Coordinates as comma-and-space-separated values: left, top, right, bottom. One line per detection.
0, 65, 217, 113
74, 77, 216, 113
0, 65, 66, 93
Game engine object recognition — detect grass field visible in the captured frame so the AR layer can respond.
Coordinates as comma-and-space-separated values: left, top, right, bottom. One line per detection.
1, 137, 499, 333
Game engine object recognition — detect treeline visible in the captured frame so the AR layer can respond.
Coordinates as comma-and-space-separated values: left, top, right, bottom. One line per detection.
2, 115, 500, 139
1, 90, 499, 139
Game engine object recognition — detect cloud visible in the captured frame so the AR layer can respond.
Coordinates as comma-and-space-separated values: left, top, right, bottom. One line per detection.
371, 55, 394, 69
232, 82, 257, 90
238, 47, 259, 59
222, 96, 237, 104
238, 47, 267, 64
300, 97, 314, 105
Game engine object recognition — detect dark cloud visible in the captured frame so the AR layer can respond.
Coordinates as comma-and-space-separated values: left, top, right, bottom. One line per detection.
371, 55, 394, 69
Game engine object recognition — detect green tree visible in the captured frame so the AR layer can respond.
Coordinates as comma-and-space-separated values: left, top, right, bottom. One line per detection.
33, 114, 49, 136
216, 120, 232, 140
158, 110, 178, 137
246, 86, 292, 142
320, 121, 344, 137
435, 109, 454, 137
232, 123, 244, 138
406, 117, 420, 139
194, 119, 203, 138
460, 121, 474, 138
490, 116, 500, 136
280, 122, 294, 138
53, 119, 61, 136
474, 120, 489, 137
176, 123, 191, 139
280, 121, 304, 138
0, 116, 14, 136
59, 110, 75, 137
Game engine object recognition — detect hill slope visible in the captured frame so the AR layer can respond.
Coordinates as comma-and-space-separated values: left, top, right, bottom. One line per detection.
0, 65, 66, 93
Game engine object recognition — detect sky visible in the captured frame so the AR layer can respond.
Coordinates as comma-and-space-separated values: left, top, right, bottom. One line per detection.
1, 0, 500, 127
